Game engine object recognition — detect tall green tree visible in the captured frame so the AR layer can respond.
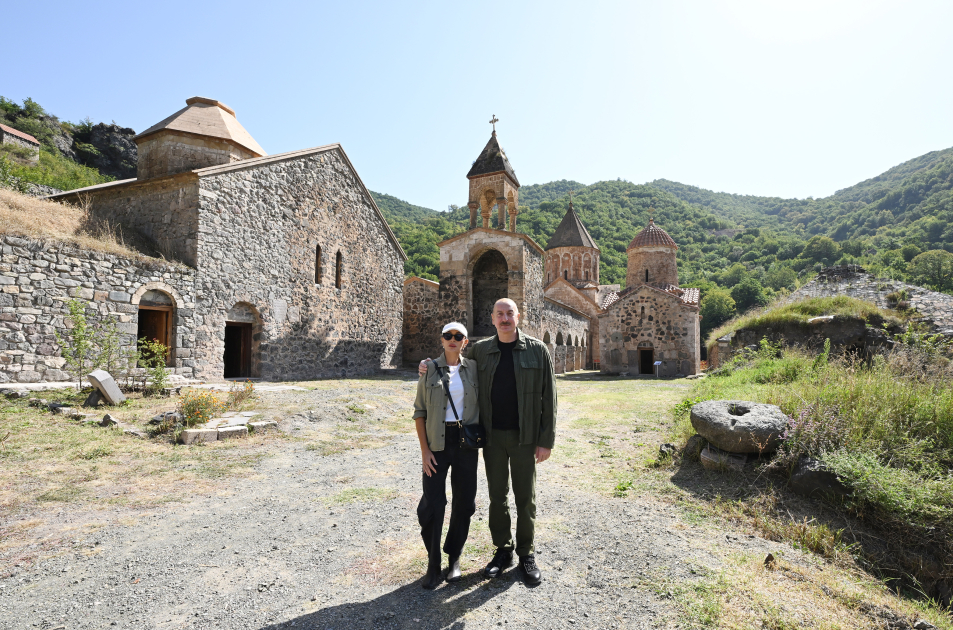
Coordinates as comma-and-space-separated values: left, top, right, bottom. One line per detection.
909, 250, 953, 291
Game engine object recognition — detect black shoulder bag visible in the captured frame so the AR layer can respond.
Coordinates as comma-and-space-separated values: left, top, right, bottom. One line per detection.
431, 360, 485, 449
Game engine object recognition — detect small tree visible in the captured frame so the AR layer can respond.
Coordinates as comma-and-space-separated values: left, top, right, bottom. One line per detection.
54, 298, 98, 391
137, 337, 171, 395
731, 277, 769, 313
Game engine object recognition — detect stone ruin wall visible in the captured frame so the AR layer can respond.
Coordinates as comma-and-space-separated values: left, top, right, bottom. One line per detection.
60, 176, 201, 266
789, 266, 953, 333
541, 299, 589, 374
599, 287, 700, 376
192, 148, 404, 380
402, 278, 439, 364
0, 235, 196, 383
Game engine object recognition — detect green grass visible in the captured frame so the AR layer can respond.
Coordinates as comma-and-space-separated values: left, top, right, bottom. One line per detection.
323, 487, 398, 505
707, 295, 904, 351
5, 148, 113, 191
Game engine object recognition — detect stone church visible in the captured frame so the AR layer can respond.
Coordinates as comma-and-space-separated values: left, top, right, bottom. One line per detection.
48, 97, 405, 381
402, 126, 701, 376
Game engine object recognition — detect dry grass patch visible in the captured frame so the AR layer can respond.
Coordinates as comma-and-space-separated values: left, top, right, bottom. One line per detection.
0, 188, 185, 262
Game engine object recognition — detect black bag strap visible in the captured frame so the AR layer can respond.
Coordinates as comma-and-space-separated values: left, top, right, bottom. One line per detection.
430, 359, 460, 422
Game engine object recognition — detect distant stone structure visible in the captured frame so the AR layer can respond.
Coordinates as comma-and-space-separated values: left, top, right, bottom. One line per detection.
402, 124, 701, 376
598, 219, 701, 376
42, 97, 405, 381
0, 123, 40, 165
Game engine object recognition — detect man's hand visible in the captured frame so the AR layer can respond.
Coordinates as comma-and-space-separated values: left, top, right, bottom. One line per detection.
535, 446, 551, 464
418, 358, 431, 377
421, 448, 438, 477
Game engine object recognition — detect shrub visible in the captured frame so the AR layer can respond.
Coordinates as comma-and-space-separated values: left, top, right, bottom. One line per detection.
177, 390, 228, 428
226, 380, 256, 410
137, 337, 171, 395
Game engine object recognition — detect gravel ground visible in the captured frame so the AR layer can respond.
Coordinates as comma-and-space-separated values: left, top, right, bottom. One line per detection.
0, 374, 797, 630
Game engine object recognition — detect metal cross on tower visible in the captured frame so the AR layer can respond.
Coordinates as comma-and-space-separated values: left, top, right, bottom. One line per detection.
489, 115, 499, 133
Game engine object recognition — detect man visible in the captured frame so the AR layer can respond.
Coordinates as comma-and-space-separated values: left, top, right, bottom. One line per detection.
423, 298, 556, 584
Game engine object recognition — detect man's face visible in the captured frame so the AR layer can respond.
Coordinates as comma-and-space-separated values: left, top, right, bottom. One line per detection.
491, 300, 520, 335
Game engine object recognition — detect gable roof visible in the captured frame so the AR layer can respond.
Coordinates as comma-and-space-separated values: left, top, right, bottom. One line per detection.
0, 124, 40, 146
601, 283, 700, 310
628, 218, 678, 250
135, 97, 266, 157
546, 201, 598, 250
543, 276, 602, 313
466, 132, 520, 186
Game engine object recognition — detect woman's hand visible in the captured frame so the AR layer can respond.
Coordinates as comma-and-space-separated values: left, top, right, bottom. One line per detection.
418, 359, 431, 376
421, 447, 438, 477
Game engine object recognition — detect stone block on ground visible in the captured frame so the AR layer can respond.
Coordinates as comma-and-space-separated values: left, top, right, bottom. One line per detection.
100, 414, 118, 427
217, 425, 247, 440
683, 434, 707, 462
690, 400, 788, 454
788, 457, 851, 499
83, 389, 103, 408
87, 369, 126, 405
179, 428, 218, 445
149, 411, 183, 426
699, 444, 747, 472
248, 420, 278, 433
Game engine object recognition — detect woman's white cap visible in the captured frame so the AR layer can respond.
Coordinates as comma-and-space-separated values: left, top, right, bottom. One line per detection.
442, 322, 468, 338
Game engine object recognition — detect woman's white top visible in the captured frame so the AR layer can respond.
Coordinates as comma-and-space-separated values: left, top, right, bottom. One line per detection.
443, 364, 465, 423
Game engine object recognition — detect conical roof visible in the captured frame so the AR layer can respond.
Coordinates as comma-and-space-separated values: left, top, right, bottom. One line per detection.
546, 201, 598, 250
466, 132, 519, 186
627, 218, 678, 250
135, 97, 266, 157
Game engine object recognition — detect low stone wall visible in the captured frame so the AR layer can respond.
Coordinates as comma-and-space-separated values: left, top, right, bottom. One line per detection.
790, 266, 953, 333
0, 235, 196, 383
541, 298, 589, 372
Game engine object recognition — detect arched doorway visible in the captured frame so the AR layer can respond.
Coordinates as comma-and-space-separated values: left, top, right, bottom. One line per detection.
137, 289, 175, 366
471, 249, 508, 337
224, 303, 261, 379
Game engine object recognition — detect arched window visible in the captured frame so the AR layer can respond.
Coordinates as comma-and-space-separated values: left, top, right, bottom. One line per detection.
555, 332, 563, 345
335, 251, 342, 289
645, 269, 649, 282
585, 270, 589, 280
564, 270, 568, 280
640, 306, 645, 317
314, 244, 322, 284
543, 331, 551, 344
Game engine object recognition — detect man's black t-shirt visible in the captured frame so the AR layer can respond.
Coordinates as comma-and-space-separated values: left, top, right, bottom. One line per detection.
491, 340, 520, 431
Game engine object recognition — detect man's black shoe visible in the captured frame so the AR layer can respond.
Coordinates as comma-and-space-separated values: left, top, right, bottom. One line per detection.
518, 554, 541, 585
445, 556, 462, 582
483, 549, 513, 578
422, 564, 443, 590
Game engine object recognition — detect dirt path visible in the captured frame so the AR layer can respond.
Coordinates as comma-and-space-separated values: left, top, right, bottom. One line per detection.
0, 373, 872, 629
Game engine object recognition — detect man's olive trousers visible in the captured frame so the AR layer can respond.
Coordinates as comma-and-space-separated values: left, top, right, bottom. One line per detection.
483, 428, 537, 557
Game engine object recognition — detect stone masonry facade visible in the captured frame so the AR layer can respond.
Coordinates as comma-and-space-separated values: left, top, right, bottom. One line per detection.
137, 131, 257, 181
541, 298, 589, 373
0, 235, 196, 383
402, 277, 440, 364
599, 285, 701, 376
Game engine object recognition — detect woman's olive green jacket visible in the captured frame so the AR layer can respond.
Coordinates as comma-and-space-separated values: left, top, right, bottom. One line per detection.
412, 353, 480, 451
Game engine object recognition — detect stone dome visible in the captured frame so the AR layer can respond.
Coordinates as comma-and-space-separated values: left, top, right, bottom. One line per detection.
627, 219, 678, 250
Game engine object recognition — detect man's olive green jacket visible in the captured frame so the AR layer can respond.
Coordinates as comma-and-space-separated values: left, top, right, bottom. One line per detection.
466, 329, 557, 449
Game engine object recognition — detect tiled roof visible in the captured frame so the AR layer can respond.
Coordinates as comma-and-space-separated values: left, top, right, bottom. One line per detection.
546, 201, 598, 250
601, 284, 700, 308
628, 219, 678, 250
135, 97, 266, 156
466, 132, 519, 186
0, 123, 39, 146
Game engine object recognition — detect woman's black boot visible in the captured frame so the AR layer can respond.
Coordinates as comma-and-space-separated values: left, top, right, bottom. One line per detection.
445, 556, 462, 582
422, 563, 443, 590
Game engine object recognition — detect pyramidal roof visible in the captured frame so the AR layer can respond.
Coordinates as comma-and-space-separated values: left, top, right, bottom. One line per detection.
135, 97, 266, 157
466, 132, 519, 186
628, 218, 678, 250
546, 201, 598, 250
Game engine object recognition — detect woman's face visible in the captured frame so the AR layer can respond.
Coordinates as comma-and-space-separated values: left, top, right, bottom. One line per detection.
440, 329, 468, 354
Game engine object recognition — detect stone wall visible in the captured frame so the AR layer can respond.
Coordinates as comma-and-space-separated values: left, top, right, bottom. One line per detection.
627, 245, 678, 288
789, 267, 953, 333
1, 130, 40, 164
192, 148, 404, 380
403, 277, 439, 364
545, 246, 599, 285
542, 298, 589, 373
0, 235, 196, 383
137, 131, 256, 180
53, 176, 201, 266
599, 286, 700, 376
544, 279, 602, 368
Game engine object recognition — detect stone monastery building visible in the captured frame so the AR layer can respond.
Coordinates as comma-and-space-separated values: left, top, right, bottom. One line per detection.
0, 98, 698, 384
45, 97, 405, 382
403, 127, 701, 376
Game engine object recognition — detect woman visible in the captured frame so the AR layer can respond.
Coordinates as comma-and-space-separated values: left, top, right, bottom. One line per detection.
412, 322, 480, 589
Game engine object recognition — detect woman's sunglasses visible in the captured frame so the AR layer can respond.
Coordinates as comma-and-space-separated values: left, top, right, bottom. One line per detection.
442, 333, 466, 341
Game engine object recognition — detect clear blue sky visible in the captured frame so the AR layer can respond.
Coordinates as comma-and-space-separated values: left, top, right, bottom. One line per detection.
6, 0, 953, 210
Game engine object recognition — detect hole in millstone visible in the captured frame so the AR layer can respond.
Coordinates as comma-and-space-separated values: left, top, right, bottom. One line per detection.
727, 404, 750, 416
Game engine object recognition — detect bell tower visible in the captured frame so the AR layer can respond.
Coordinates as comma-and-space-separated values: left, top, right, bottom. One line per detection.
466, 115, 520, 231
